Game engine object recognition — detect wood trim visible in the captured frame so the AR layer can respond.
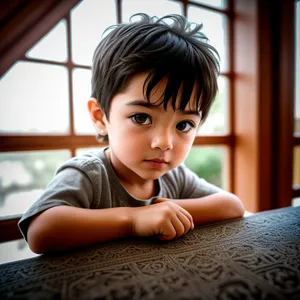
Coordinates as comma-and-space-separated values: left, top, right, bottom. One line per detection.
194, 135, 233, 145
256, 0, 274, 211
66, 13, 75, 136
274, 0, 295, 208
233, 0, 295, 212
0, 216, 22, 242
0, 0, 82, 78
116, 0, 122, 23
233, 0, 260, 212
295, 133, 300, 146
0, 135, 106, 152
0, 1, 56, 54
228, 0, 234, 193
21, 56, 92, 70
0, 0, 27, 25
0, 135, 232, 152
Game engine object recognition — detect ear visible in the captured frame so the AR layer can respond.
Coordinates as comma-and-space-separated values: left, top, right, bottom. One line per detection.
87, 98, 108, 134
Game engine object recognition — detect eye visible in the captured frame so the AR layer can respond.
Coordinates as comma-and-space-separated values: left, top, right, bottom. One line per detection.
176, 121, 195, 132
130, 113, 151, 125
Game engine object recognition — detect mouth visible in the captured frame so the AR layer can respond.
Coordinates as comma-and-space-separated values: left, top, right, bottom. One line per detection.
144, 159, 169, 169
148, 159, 168, 163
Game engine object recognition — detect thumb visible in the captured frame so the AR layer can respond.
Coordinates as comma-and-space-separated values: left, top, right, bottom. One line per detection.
154, 197, 169, 204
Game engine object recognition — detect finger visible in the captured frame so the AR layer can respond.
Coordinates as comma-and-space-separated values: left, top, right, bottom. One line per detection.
179, 207, 194, 230
170, 216, 186, 238
154, 198, 167, 204
158, 220, 177, 240
176, 211, 192, 235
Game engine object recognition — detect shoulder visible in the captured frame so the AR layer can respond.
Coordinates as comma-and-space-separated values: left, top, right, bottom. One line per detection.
158, 164, 190, 197
162, 163, 191, 182
162, 164, 223, 198
56, 149, 107, 176
52, 149, 112, 191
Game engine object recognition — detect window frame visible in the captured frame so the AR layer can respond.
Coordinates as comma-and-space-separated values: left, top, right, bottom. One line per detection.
0, 0, 297, 242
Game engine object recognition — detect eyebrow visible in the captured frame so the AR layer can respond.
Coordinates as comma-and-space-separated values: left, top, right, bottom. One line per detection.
125, 100, 201, 117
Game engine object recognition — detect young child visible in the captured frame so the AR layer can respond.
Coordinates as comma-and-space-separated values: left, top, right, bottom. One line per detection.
19, 14, 244, 254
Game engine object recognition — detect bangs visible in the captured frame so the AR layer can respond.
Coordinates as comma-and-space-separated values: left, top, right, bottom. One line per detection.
142, 34, 218, 122
143, 67, 202, 113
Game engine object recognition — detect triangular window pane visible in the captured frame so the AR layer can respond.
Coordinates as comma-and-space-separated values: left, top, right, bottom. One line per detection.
26, 19, 67, 62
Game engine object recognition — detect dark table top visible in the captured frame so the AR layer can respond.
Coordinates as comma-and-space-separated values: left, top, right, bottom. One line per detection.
1, 206, 300, 300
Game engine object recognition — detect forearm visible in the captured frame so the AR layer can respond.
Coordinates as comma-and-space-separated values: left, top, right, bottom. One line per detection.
168, 192, 245, 224
27, 206, 133, 254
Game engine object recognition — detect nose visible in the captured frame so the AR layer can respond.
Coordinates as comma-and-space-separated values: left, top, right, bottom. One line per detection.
150, 128, 174, 151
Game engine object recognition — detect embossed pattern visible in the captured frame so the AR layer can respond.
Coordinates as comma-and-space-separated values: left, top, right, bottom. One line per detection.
0, 206, 299, 300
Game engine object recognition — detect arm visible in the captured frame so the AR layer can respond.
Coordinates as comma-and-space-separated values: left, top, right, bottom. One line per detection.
27, 201, 194, 254
27, 206, 132, 254
156, 192, 245, 225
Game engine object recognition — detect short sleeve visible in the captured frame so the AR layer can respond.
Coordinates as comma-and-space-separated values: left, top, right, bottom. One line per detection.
18, 166, 94, 241
178, 164, 223, 199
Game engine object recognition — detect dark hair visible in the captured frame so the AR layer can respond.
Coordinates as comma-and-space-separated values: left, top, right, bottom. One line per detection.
92, 13, 220, 141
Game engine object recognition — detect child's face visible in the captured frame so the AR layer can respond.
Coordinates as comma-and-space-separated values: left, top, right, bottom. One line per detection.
103, 72, 201, 184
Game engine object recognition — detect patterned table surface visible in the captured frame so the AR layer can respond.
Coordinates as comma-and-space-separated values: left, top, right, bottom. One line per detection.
1, 206, 299, 300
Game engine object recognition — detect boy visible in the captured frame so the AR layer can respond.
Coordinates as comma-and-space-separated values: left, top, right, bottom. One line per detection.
19, 14, 244, 254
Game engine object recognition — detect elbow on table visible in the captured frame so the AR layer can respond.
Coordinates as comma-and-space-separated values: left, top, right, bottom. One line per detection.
228, 193, 245, 219
27, 229, 46, 255
27, 213, 53, 254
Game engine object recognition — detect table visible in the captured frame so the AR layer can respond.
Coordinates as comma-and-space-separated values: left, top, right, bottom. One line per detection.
1, 206, 299, 300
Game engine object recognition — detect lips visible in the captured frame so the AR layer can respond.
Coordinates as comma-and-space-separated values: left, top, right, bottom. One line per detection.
144, 158, 169, 169
147, 159, 168, 164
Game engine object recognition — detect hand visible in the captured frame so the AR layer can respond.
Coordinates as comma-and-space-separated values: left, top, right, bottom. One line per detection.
130, 201, 194, 240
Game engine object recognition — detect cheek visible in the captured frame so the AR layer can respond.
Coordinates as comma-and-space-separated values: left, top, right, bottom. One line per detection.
174, 136, 194, 157
109, 124, 147, 150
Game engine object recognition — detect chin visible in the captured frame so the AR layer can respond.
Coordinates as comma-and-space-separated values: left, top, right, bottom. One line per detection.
139, 170, 169, 180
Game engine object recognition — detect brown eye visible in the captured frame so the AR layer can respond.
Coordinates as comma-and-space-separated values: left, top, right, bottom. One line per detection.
176, 121, 194, 132
131, 114, 151, 125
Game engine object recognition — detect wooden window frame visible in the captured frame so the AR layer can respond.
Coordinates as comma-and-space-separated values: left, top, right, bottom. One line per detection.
0, 0, 296, 242
233, 0, 296, 211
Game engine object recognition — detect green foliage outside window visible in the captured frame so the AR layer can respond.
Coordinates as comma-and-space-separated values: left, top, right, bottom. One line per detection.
184, 147, 224, 188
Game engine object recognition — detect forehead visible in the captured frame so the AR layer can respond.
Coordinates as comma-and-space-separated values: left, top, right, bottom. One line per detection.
123, 72, 200, 110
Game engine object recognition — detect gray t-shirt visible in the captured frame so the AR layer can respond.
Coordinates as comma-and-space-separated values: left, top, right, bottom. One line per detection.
18, 147, 222, 241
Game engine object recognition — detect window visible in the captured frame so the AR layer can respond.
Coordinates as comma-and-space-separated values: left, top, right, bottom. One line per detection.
12, 0, 300, 263
0, 0, 232, 220
0, 0, 232, 262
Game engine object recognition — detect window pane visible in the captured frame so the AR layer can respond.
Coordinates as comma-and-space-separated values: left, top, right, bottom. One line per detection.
0, 62, 69, 134
187, 6, 227, 72
184, 146, 228, 189
26, 19, 67, 62
295, 1, 300, 132
71, 0, 116, 66
122, 0, 182, 22
0, 239, 39, 264
73, 68, 95, 134
0, 150, 70, 217
198, 76, 228, 135
190, 0, 226, 9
